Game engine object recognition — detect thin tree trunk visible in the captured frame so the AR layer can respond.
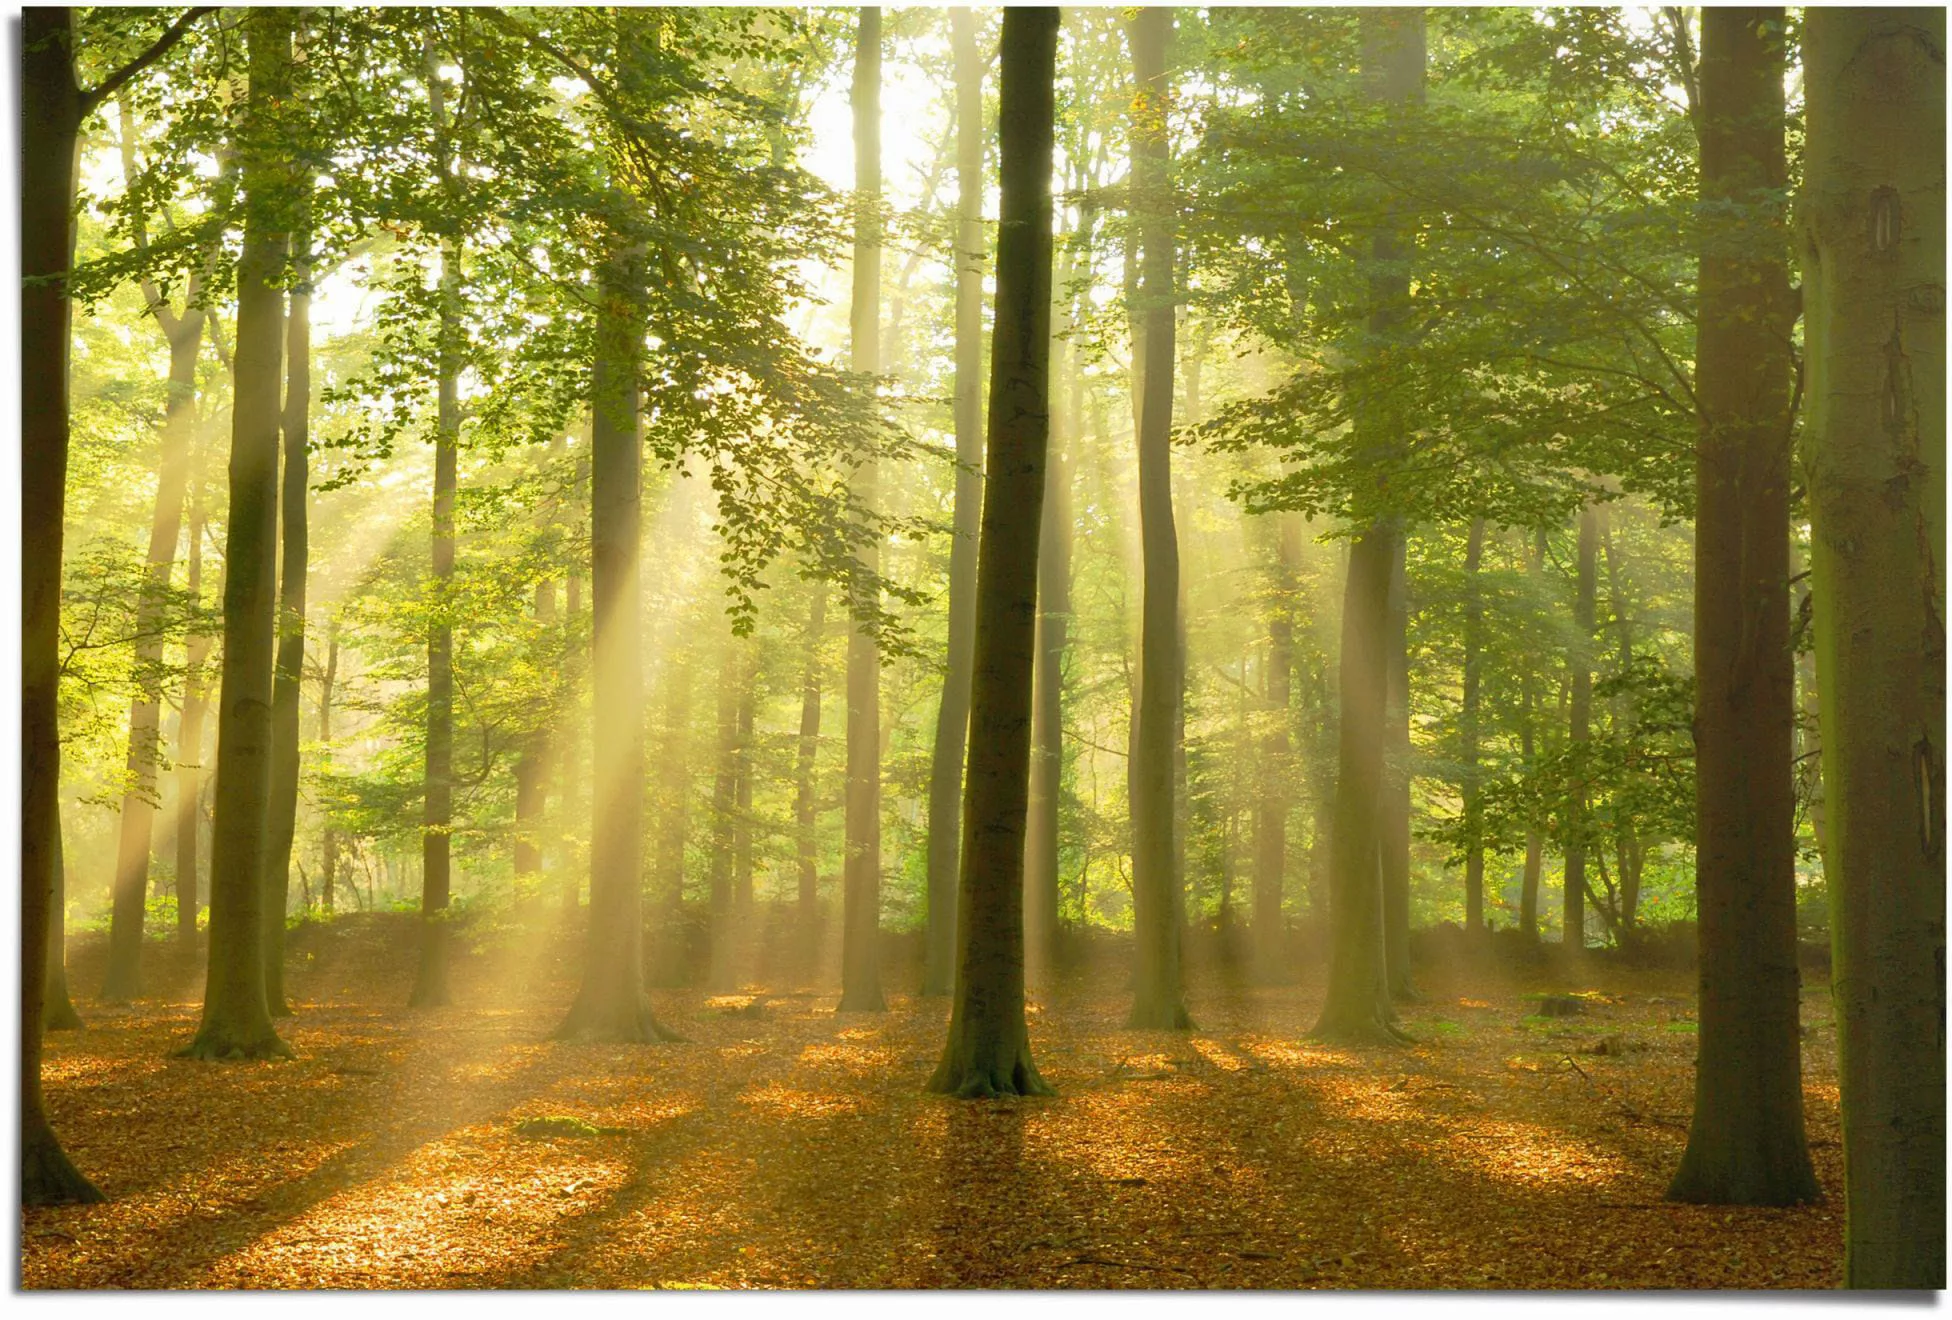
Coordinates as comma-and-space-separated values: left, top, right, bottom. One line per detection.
1801, 5, 1946, 1286
1253, 516, 1300, 981
794, 587, 825, 969
1461, 518, 1486, 935
177, 451, 212, 942
1564, 504, 1597, 953
318, 618, 338, 916
839, 5, 886, 1013
1519, 527, 1545, 940
513, 577, 556, 918
180, 6, 294, 1063
1126, 5, 1192, 1032
263, 224, 310, 1017
1381, 528, 1416, 999
922, 6, 986, 998
649, 647, 691, 987
709, 637, 742, 992
560, 440, 589, 915
928, 5, 1060, 1097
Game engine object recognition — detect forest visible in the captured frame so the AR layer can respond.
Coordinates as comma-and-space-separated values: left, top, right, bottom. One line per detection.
18, 3, 1945, 1293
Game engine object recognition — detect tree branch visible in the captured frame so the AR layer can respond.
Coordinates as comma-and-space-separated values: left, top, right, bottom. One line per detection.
79, 7, 217, 117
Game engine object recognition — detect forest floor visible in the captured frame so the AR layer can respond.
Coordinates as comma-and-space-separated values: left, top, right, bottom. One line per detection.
25, 912, 1844, 1290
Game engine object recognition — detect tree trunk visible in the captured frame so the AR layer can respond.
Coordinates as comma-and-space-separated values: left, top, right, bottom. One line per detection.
928, 4, 1060, 1097
557, 18, 677, 1040
794, 586, 825, 969
560, 439, 589, 915
1563, 504, 1598, 952
512, 577, 555, 917
922, 5, 986, 998
1253, 516, 1300, 981
649, 647, 691, 987
263, 226, 311, 1017
1382, 528, 1416, 999
839, 5, 886, 1014
180, 6, 294, 1063
1667, 9, 1819, 1207
1801, 6, 1946, 1286
1461, 518, 1485, 935
411, 226, 461, 1010
1519, 527, 1545, 940
1126, 5, 1192, 1032
709, 637, 743, 992
318, 617, 338, 917
1314, 7, 1423, 1044
101, 304, 204, 1002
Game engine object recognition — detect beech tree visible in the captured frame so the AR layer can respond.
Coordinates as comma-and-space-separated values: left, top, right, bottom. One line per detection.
929, 2, 1061, 1099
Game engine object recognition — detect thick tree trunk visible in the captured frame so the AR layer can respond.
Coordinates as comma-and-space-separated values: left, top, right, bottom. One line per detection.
263, 229, 310, 1017
794, 587, 824, 968
922, 6, 986, 999
928, 5, 1060, 1098
1461, 518, 1485, 935
1801, 6, 1946, 1286
1563, 504, 1598, 952
1126, 5, 1192, 1032
180, 7, 294, 1063
839, 5, 887, 1014
558, 26, 676, 1038
1668, 9, 1819, 1208
1381, 529, 1416, 999
1252, 516, 1300, 981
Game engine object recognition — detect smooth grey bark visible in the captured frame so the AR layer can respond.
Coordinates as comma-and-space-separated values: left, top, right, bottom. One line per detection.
180, 5, 294, 1064
922, 6, 986, 998
928, 3, 1061, 1098
1802, 6, 1946, 1287
1126, 5, 1192, 1032
839, 5, 887, 1013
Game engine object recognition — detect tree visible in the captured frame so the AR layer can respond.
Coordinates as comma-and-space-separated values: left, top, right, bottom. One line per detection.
928, 3, 1061, 1099
100, 98, 214, 1003
1563, 502, 1597, 951
839, 5, 887, 1014
1381, 529, 1415, 998
263, 215, 312, 1018
179, 4, 293, 1063
1126, 4, 1193, 1032
1801, 5, 1946, 1287
1252, 516, 1300, 980
1667, 6, 1818, 1209
922, 5, 986, 999
1459, 517, 1486, 935
793, 586, 825, 967
177, 403, 215, 942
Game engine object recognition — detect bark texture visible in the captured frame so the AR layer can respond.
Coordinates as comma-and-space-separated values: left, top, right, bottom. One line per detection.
839, 5, 886, 1013
1801, 6, 1946, 1286
1563, 503, 1598, 952
928, 4, 1061, 1099
922, 6, 986, 998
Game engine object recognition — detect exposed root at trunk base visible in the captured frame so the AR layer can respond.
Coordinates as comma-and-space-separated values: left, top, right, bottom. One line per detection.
1310, 1011, 1416, 1047
1126, 1000, 1196, 1031
927, 1052, 1057, 1099
44, 997, 85, 1032
173, 1024, 296, 1062
835, 989, 887, 1014
23, 1129, 104, 1206
552, 995, 685, 1044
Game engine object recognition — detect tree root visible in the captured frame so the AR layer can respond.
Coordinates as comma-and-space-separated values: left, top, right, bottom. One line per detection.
552, 996, 685, 1044
174, 1025, 295, 1062
22, 1130, 104, 1207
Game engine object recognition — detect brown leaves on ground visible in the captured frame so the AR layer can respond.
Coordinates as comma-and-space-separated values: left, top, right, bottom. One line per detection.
24, 917, 1843, 1289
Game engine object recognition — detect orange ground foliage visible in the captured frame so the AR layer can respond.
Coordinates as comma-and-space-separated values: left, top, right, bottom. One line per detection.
23, 915, 1844, 1289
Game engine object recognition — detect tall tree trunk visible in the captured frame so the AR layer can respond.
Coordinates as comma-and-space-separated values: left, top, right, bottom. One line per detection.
263, 224, 311, 1017
45, 822, 84, 1032
1381, 529, 1416, 998
1025, 221, 1077, 987
560, 439, 589, 915
1801, 6, 1946, 1286
1253, 516, 1300, 981
318, 617, 338, 916
181, 6, 294, 1063
1461, 518, 1486, 935
411, 225, 461, 1009
1564, 504, 1597, 952
513, 577, 555, 916
1313, 7, 1423, 1044
1668, 8, 1819, 1207
839, 5, 887, 1013
709, 637, 743, 992
101, 302, 204, 1002
649, 647, 691, 987
928, 5, 1061, 1097
558, 14, 676, 1041
922, 6, 986, 998
794, 587, 825, 969
1519, 527, 1545, 940
176, 429, 213, 942
1126, 4, 1192, 1032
